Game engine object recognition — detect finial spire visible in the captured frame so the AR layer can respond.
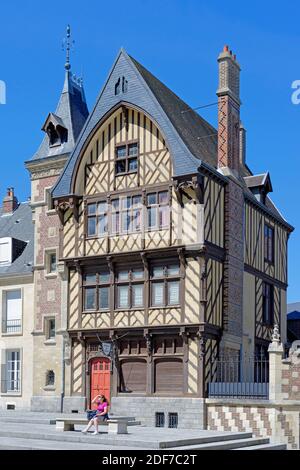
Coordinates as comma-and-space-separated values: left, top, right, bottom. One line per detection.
62, 24, 74, 71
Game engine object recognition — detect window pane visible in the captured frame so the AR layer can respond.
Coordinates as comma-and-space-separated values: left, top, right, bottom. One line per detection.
118, 270, 129, 281
116, 145, 126, 158
99, 272, 110, 283
168, 281, 179, 305
122, 197, 131, 209
167, 264, 180, 276
112, 213, 119, 233
132, 268, 144, 279
85, 273, 96, 284
87, 204, 96, 215
132, 195, 141, 207
85, 287, 96, 310
99, 287, 109, 310
159, 206, 169, 228
49, 319, 55, 339
152, 266, 164, 278
132, 284, 144, 307
49, 253, 56, 273
98, 202, 107, 214
148, 207, 157, 228
99, 214, 108, 235
128, 143, 138, 156
112, 199, 119, 211
159, 191, 168, 204
116, 160, 126, 174
121, 211, 130, 232
117, 285, 129, 308
132, 209, 141, 232
147, 193, 157, 205
6, 290, 22, 333
152, 282, 164, 306
128, 158, 138, 172
88, 217, 97, 236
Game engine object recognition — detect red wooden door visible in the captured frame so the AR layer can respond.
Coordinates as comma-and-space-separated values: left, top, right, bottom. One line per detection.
90, 357, 111, 408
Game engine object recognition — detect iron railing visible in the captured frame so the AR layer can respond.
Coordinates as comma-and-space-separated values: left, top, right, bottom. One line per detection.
3, 319, 22, 334
208, 352, 269, 399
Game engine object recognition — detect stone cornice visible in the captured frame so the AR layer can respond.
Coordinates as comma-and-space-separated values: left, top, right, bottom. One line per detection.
25, 155, 68, 180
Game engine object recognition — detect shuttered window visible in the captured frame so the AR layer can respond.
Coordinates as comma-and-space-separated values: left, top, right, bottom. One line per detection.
120, 360, 147, 393
154, 359, 183, 393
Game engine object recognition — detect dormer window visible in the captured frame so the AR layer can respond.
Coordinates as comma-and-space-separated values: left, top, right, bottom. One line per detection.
42, 113, 68, 148
115, 142, 138, 175
47, 123, 60, 146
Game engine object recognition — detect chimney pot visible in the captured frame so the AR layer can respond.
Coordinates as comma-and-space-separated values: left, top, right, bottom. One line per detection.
224, 45, 229, 52
3, 188, 18, 214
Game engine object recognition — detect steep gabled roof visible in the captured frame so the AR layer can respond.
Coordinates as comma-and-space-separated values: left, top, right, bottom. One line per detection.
31, 70, 88, 161
130, 56, 217, 168
52, 49, 217, 197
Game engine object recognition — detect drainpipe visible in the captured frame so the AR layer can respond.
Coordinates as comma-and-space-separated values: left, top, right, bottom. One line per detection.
60, 334, 65, 413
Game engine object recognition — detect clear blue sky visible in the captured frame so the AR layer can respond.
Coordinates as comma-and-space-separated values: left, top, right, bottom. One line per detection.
0, 1, 299, 301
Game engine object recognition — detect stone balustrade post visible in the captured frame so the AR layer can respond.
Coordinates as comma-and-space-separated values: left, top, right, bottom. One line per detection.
268, 324, 284, 401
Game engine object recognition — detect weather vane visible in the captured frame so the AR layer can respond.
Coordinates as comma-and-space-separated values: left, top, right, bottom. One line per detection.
62, 24, 75, 71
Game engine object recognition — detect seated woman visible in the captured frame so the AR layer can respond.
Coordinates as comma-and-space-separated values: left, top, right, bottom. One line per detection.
82, 394, 109, 434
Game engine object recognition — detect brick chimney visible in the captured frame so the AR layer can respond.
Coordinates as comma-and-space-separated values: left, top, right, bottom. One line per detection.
216, 45, 241, 175
2, 188, 18, 214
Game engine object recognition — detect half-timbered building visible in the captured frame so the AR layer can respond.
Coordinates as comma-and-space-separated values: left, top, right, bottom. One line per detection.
26, 40, 293, 425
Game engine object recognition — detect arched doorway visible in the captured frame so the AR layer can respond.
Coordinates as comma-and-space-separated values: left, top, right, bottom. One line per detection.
90, 357, 111, 408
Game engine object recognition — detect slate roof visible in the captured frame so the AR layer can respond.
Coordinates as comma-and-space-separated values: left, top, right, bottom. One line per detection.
288, 311, 300, 320
244, 173, 273, 192
130, 56, 218, 168
52, 49, 217, 197
0, 202, 34, 277
50, 49, 292, 232
31, 71, 88, 161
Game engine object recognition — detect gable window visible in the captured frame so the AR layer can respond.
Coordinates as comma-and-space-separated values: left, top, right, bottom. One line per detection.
83, 271, 110, 312
116, 268, 144, 309
147, 191, 169, 230
111, 195, 142, 234
264, 224, 274, 263
262, 282, 274, 325
3, 290, 22, 334
151, 263, 180, 307
87, 202, 108, 237
115, 142, 138, 175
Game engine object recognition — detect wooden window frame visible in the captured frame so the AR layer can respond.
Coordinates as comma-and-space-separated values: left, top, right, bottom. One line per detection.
264, 224, 274, 264
146, 190, 170, 232
86, 201, 108, 239
262, 282, 274, 326
115, 267, 145, 310
82, 270, 110, 313
150, 261, 181, 308
115, 141, 139, 176
111, 194, 142, 235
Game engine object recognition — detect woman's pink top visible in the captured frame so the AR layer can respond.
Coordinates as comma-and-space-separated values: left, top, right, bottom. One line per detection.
96, 401, 108, 414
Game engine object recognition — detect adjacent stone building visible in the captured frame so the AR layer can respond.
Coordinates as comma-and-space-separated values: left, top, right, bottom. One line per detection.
0, 189, 34, 410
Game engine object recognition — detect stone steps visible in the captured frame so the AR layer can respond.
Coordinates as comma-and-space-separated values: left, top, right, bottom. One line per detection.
0, 436, 133, 450
169, 437, 272, 450
235, 443, 287, 450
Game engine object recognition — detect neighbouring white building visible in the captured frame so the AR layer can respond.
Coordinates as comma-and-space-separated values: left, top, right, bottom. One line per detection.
0, 188, 34, 410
